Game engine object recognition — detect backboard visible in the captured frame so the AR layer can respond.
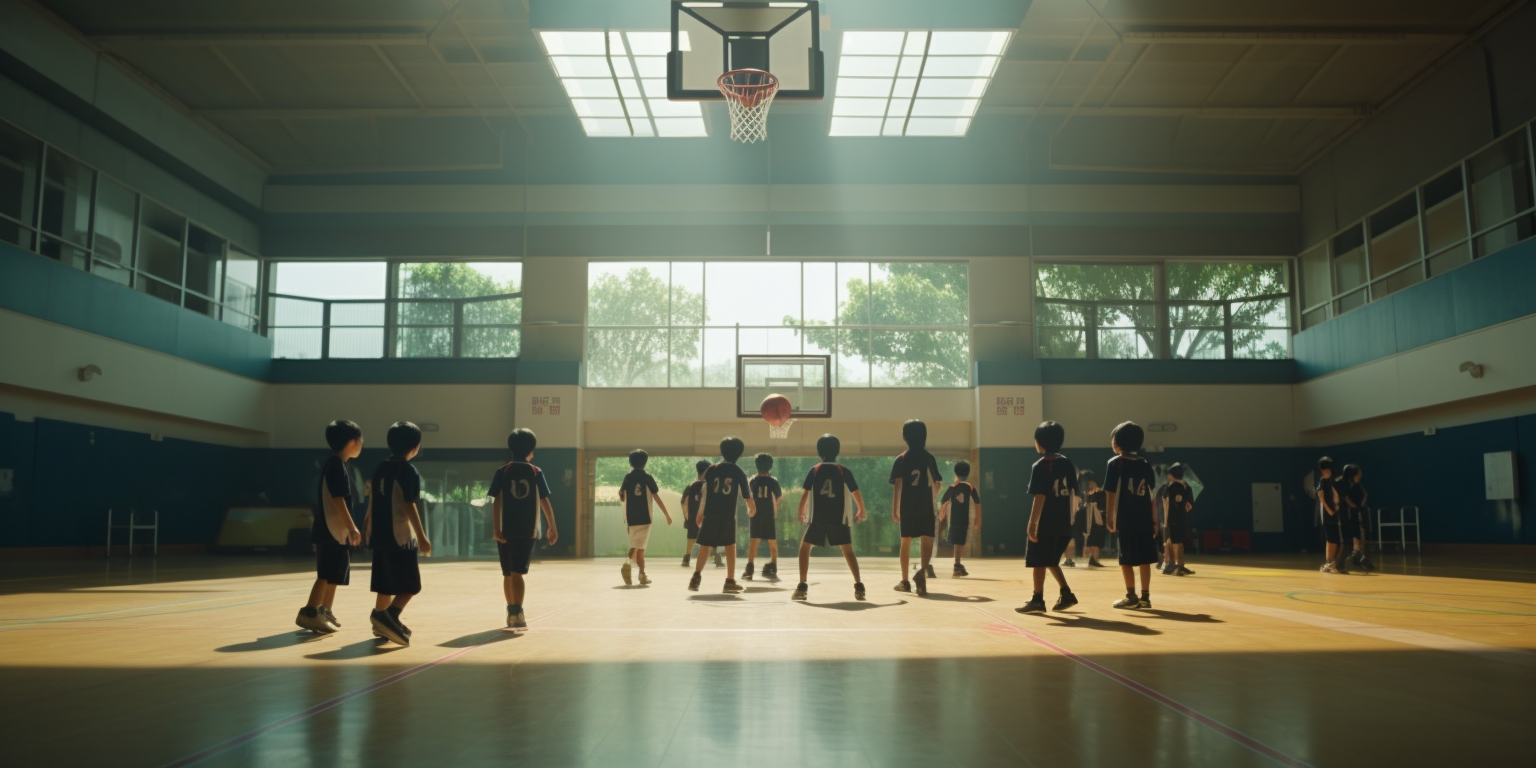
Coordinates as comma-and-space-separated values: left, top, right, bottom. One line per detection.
669, 1, 824, 100
737, 355, 831, 418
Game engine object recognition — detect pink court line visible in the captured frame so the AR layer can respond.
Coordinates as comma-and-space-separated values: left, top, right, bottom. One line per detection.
160, 606, 573, 768
971, 606, 1315, 768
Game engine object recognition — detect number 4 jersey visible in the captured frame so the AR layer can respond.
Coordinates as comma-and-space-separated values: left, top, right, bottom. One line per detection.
491, 460, 552, 539
1026, 454, 1078, 537
802, 463, 859, 525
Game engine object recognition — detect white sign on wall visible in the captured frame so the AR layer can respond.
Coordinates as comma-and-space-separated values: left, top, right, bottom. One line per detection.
1252, 483, 1283, 533
1485, 451, 1517, 500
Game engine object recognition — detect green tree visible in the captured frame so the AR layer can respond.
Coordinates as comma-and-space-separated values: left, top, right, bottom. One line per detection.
396, 263, 521, 357
587, 267, 704, 387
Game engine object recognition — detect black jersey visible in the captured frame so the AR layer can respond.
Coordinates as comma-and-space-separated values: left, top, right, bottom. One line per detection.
370, 459, 422, 551
313, 455, 356, 545
491, 460, 549, 539
1104, 454, 1156, 532
749, 475, 782, 513
1161, 480, 1192, 528
682, 480, 705, 519
620, 469, 660, 526
1027, 454, 1078, 537
889, 450, 942, 517
940, 483, 980, 519
1315, 475, 1341, 523
701, 462, 750, 519
802, 463, 859, 525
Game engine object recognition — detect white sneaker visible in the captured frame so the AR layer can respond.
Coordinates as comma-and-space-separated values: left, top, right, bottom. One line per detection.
1320, 563, 1338, 573
621, 561, 633, 585
507, 610, 527, 629
638, 570, 651, 585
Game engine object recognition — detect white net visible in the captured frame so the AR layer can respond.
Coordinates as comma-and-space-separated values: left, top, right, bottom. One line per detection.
719, 70, 779, 144
767, 418, 795, 439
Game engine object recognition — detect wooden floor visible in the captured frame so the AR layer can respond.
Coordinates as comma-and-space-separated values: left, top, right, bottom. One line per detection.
2, 553, 1534, 768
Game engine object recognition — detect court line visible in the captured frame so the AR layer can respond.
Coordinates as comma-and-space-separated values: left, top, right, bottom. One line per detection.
1189, 596, 1536, 667
158, 605, 574, 768
970, 606, 1315, 768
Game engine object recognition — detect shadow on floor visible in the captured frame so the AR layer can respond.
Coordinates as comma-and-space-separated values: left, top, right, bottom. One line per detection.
688, 594, 744, 602
304, 638, 405, 660
743, 586, 789, 594
1040, 614, 1163, 635
920, 592, 995, 603
798, 600, 906, 611
611, 584, 650, 590
438, 629, 523, 648
215, 631, 332, 653
1142, 609, 1224, 623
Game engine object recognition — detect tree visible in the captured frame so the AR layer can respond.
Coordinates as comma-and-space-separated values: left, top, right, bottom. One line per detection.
396, 263, 521, 358
586, 267, 703, 387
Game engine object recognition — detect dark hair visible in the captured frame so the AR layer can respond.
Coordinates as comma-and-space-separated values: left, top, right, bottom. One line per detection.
387, 421, 423, 456
508, 428, 537, 459
1034, 421, 1065, 453
902, 419, 927, 451
324, 419, 362, 452
816, 434, 841, 462
1110, 421, 1144, 452
1342, 463, 1361, 481
719, 436, 745, 463
695, 460, 711, 475
1167, 462, 1186, 480
954, 460, 971, 479
1317, 456, 1335, 473
754, 452, 773, 473
629, 449, 649, 469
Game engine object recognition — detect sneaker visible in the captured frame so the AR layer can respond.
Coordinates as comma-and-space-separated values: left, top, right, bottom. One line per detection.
792, 583, 808, 600
1358, 557, 1375, 571
1176, 565, 1194, 576
324, 608, 341, 628
1016, 596, 1047, 614
764, 562, 778, 580
913, 569, 928, 596
854, 582, 866, 600
925, 563, 938, 579
1351, 550, 1365, 566
1162, 562, 1177, 575
638, 570, 651, 585
894, 580, 912, 593
1320, 562, 1336, 573
390, 612, 413, 638
713, 554, 724, 568
295, 607, 334, 633
1112, 594, 1140, 609
953, 563, 968, 577
621, 561, 633, 585
1053, 592, 1079, 611
688, 572, 702, 591
1063, 558, 1076, 568
682, 554, 691, 568
507, 610, 527, 630
743, 562, 755, 580
1138, 595, 1152, 609
723, 579, 744, 594
1088, 559, 1105, 568
370, 610, 409, 646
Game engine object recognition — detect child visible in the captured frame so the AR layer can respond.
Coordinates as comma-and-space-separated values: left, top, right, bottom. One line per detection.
681, 460, 708, 568
492, 428, 559, 628
296, 419, 364, 634
1316, 457, 1346, 573
1161, 463, 1194, 576
689, 437, 756, 594
745, 453, 782, 580
1062, 470, 1089, 567
1105, 421, 1158, 609
890, 419, 943, 596
1018, 421, 1078, 614
1343, 464, 1375, 571
793, 434, 868, 600
1082, 474, 1108, 567
618, 449, 671, 586
364, 421, 433, 645
938, 461, 982, 576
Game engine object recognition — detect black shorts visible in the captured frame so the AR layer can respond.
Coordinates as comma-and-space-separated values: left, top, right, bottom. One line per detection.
947, 513, 970, 546
900, 511, 936, 539
749, 513, 776, 540
1085, 524, 1106, 548
370, 546, 421, 595
696, 515, 736, 548
1118, 529, 1160, 566
1164, 525, 1187, 545
498, 538, 535, 576
315, 541, 351, 585
1323, 518, 1342, 544
1025, 534, 1071, 567
684, 516, 700, 537
802, 520, 853, 548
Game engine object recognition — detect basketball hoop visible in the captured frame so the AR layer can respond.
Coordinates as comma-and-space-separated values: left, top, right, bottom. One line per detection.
718, 69, 779, 143
760, 392, 795, 439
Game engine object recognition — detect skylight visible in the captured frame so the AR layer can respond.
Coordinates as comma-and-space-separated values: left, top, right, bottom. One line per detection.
538, 30, 708, 138
829, 30, 1012, 137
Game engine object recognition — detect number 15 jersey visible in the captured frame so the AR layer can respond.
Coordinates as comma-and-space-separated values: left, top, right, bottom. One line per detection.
701, 462, 750, 519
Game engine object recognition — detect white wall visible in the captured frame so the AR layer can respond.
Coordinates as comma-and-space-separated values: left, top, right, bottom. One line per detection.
268, 384, 517, 449
1044, 384, 1298, 449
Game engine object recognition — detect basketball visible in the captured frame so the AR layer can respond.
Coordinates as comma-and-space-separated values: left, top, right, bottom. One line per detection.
760, 393, 793, 427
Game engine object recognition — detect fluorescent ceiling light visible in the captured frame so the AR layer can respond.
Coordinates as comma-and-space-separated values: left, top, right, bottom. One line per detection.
829, 29, 1011, 137
538, 30, 708, 138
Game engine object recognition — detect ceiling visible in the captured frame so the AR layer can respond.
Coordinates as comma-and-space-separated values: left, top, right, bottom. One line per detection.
28, 0, 1520, 178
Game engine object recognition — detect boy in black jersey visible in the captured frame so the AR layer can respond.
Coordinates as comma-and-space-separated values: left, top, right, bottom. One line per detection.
689, 437, 756, 594
745, 453, 782, 581
1105, 421, 1158, 609
938, 461, 982, 577
363, 422, 433, 645
1343, 464, 1375, 571
618, 449, 672, 586
492, 428, 558, 628
1081, 474, 1108, 567
1316, 457, 1346, 573
792, 434, 868, 601
1019, 422, 1078, 614
680, 460, 711, 568
297, 419, 364, 634
1161, 463, 1194, 576
890, 419, 943, 596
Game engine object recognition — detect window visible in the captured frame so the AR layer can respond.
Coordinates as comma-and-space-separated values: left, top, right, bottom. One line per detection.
1467, 131, 1535, 258
586, 261, 970, 387
830, 30, 1011, 137
0, 121, 41, 250
266, 261, 521, 360
1035, 262, 1291, 360
538, 31, 708, 137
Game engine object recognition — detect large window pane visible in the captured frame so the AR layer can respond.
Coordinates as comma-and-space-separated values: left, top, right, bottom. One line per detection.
464, 297, 521, 326
399, 300, 453, 326
670, 327, 702, 386
462, 327, 520, 358
587, 329, 668, 386
706, 262, 801, 326
838, 263, 870, 325
833, 328, 871, 387
397, 327, 453, 358
1096, 304, 1155, 359
1170, 304, 1225, 359
185, 225, 225, 303
1298, 244, 1329, 308
1036, 264, 1155, 301
671, 262, 704, 325
0, 121, 42, 247
1233, 328, 1290, 360
1467, 132, 1534, 234
92, 177, 136, 267
271, 296, 323, 327
870, 262, 968, 325
331, 303, 385, 326
1422, 168, 1468, 254
399, 262, 520, 298
703, 327, 737, 387
870, 329, 969, 387
1368, 194, 1421, 284
1167, 262, 1286, 301
39, 149, 93, 260
273, 328, 322, 359
589, 262, 669, 325
224, 248, 260, 320
1035, 303, 1086, 358
137, 199, 184, 286
272, 261, 387, 299
1331, 226, 1366, 293
803, 262, 837, 324
329, 327, 384, 358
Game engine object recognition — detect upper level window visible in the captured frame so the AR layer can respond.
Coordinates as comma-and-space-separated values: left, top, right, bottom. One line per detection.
539, 31, 708, 137
830, 30, 1011, 137
587, 261, 970, 388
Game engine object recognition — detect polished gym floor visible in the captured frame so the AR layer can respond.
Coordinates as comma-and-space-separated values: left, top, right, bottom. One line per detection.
1, 553, 1532, 768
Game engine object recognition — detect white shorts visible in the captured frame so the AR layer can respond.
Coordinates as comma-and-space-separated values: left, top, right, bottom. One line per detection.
627, 524, 652, 549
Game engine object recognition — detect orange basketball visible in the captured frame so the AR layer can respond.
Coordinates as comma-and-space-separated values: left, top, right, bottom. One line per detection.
760, 394, 793, 427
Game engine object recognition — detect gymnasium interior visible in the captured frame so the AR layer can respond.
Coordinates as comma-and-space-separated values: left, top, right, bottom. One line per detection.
1, 1, 1533, 766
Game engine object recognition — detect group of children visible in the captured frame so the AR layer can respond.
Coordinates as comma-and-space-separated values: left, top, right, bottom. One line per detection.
1314, 457, 1374, 573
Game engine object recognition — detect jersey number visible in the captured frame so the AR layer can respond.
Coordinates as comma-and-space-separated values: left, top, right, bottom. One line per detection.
756, 485, 772, 499
819, 479, 836, 497
711, 478, 734, 495
910, 470, 923, 487
509, 479, 532, 500
1053, 478, 1071, 497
